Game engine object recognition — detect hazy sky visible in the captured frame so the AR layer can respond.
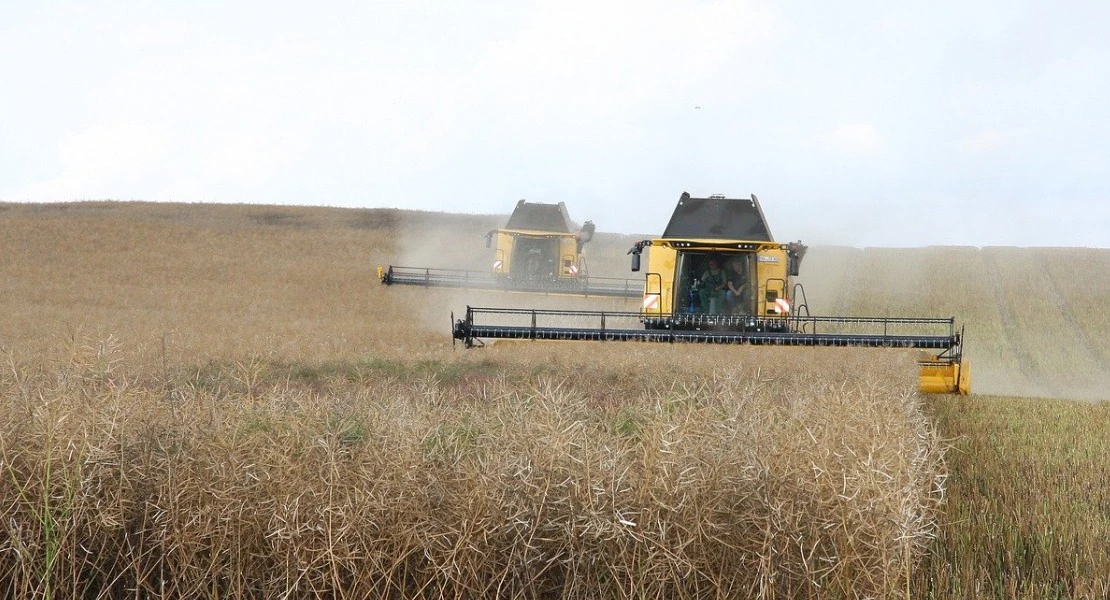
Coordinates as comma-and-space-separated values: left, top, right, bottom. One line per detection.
2, 1, 1107, 247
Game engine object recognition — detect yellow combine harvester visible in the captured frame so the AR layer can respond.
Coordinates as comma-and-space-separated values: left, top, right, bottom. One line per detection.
452, 192, 970, 395
380, 199, 640, 298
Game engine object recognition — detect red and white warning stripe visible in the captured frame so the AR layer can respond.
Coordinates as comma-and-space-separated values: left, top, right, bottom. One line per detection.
643, 295, 660, 311
568, 264, 578, 275
773, 297, 791, 314
493, 259, 503, 271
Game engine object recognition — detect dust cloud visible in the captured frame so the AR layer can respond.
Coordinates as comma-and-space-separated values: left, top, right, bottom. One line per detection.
391, 210, 501, 272
799, 245, 1110, 402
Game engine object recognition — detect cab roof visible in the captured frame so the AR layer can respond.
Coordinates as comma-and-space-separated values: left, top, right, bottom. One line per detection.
504, 200, 575, 233
661, 192, 774, 242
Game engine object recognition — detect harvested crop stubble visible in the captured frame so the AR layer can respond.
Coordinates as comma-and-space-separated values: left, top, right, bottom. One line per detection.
0, 340, 943, 599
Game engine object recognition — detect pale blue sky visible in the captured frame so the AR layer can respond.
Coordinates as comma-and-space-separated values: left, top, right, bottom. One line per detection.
2, 1, 1107, 247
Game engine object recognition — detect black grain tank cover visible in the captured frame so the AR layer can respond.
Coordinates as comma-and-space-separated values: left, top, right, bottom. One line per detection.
661, 192, 774, 241
503, 200, 575, 233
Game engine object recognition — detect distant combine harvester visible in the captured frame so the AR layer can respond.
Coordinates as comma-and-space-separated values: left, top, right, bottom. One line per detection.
379, 199, 642, 299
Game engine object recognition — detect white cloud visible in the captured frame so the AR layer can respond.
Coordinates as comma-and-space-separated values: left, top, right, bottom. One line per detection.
817, 123, 884, 155
59, 122, 168, 177
5, 122, 170, 201
959, 128, 1010, 156
203, 134, 285, 182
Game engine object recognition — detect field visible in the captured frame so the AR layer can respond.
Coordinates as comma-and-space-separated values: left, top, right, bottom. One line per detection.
1, 201, 1108, 599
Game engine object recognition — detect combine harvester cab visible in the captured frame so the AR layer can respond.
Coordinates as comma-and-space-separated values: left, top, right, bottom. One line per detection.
380, 200, 641, 299
452, 192, 971, 395
486, 200, 592, 287
633, 192, 797, 329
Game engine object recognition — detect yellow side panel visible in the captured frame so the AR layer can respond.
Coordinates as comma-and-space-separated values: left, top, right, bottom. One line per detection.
754, 247, 789, 318
958, 360, 972, 395
494, 232, 513, 274
558, 238, 578, 278
918, 360, 971, 395
644, 245, 676, 314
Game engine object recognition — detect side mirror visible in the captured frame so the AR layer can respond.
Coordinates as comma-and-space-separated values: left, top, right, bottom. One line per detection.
627, 240, 649, 272
787, 241, 807, 277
